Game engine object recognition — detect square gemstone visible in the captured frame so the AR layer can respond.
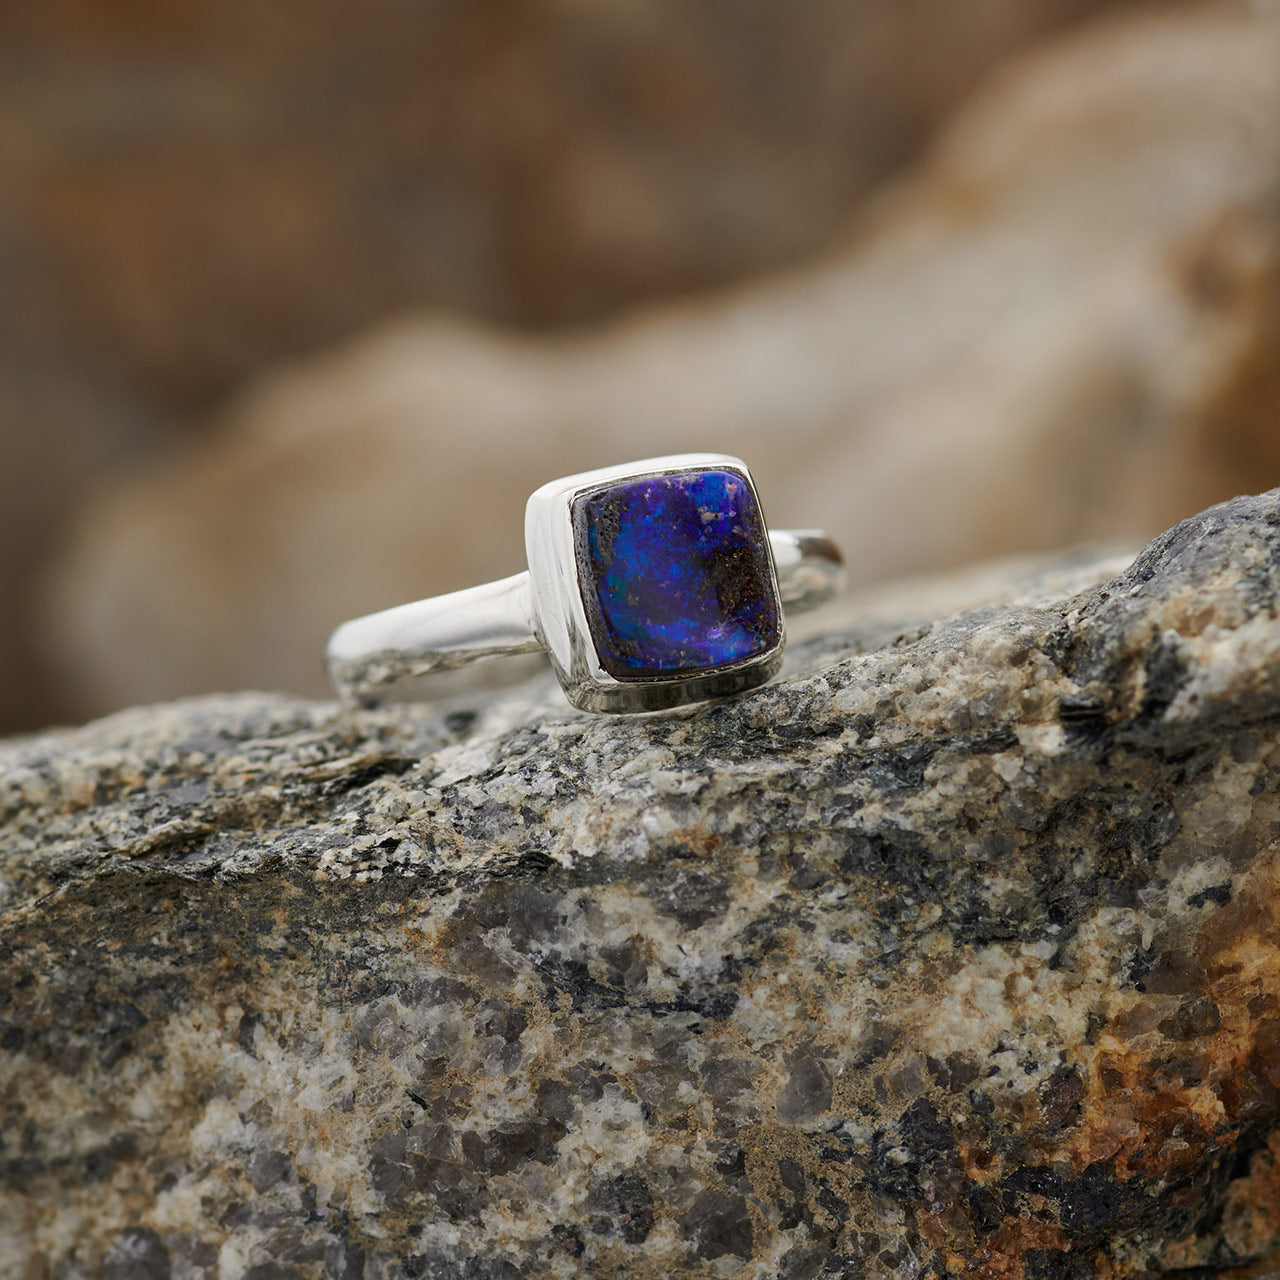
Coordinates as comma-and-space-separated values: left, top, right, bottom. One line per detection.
573, 468, 781, 679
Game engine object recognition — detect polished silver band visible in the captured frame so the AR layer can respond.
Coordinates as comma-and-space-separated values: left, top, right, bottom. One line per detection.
328, 529, 843, 701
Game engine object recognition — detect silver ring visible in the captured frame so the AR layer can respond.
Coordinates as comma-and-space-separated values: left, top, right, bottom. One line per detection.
326, 453, 845, 713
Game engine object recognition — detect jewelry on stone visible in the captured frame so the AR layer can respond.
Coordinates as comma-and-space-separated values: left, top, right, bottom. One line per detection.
326, 453, 845, 713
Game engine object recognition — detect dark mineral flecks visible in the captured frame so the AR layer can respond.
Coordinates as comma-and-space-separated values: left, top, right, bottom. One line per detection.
4, 492, 1280, 1276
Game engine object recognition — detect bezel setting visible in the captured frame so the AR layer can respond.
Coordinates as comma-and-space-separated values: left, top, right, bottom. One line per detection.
525, 453, 785, 712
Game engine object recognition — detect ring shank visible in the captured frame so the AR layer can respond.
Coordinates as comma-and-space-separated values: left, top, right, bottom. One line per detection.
327, 529, 843, 699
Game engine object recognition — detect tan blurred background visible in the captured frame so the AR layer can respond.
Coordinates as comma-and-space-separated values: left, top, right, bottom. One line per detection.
2, 0, 1279, 735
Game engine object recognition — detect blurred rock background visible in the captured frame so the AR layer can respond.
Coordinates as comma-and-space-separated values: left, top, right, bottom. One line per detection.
2, 0, 1278, 733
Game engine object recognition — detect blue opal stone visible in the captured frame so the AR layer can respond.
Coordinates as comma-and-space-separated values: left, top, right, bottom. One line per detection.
575, 468, 781, 678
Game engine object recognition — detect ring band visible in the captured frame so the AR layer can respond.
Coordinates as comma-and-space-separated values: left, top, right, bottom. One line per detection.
327, 454, 844, 713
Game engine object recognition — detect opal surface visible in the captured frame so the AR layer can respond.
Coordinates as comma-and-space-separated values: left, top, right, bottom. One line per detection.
575, 468, 780, 678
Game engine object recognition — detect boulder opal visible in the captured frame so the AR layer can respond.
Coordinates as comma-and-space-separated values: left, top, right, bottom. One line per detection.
577, 467, 781, 678
5, 491, 1280, 1278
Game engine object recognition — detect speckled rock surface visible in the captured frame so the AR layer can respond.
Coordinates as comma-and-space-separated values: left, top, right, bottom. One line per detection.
5, 491, 1280, 1279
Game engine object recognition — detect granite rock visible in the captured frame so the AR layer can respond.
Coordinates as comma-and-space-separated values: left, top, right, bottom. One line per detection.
7, 490, 1280, 1276
41, 1, 1280, 718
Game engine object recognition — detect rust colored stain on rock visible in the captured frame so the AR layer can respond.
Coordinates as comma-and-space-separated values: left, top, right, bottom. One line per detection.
4, 493, 1280, 1275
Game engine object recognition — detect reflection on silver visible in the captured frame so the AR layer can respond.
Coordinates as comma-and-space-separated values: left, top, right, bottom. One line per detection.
327, 454, 845, 713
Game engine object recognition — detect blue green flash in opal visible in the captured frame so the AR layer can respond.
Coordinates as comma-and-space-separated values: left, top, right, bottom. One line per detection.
575, 469, 780, 677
